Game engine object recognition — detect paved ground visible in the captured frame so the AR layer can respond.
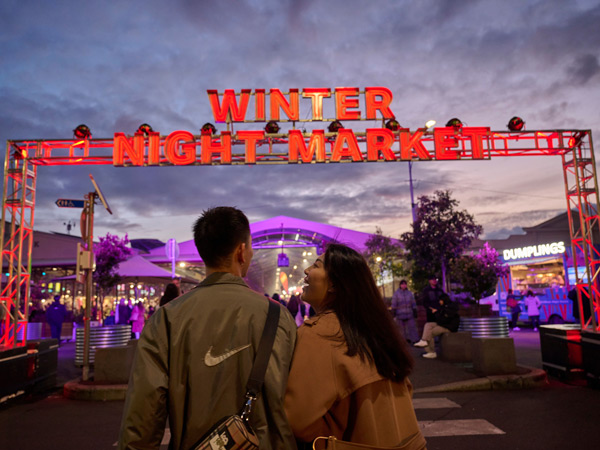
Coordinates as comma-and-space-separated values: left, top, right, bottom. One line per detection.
1, 327, 597, 449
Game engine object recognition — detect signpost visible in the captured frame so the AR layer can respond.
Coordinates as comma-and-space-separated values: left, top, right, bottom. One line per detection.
166, 238, 179, 278
80, 175, 112, 381
53, 176, 112, 380
55, 199, 85, 208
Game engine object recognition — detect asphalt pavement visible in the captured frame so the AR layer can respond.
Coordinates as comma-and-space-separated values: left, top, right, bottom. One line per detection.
1, 327, 596, 450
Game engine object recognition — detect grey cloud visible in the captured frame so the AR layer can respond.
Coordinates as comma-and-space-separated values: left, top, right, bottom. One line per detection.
1, 0, 596, 245
569, 54, 600, 85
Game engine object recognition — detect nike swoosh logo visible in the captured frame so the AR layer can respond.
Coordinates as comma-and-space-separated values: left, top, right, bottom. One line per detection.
204, 344, 251, 367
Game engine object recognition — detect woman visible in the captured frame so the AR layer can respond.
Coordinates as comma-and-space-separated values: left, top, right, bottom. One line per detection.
130, 302, 146, 339
506, 289, 521, 330
524, 289, 541, 331
284, 244, 426, 449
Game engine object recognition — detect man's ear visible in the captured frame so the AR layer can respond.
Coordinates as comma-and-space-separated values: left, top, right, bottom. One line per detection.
236, 242, 247, 264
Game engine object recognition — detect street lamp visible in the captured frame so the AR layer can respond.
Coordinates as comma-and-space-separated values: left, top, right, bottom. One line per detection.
409, 162, 416, 223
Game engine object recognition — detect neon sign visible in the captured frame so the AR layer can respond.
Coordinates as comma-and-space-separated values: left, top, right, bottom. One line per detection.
113, 87, 491, 166
502, 241, 566, 261
207, 87, 395, 122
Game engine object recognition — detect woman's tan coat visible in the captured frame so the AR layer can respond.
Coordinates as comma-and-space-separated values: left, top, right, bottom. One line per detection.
284, 311, 426, 449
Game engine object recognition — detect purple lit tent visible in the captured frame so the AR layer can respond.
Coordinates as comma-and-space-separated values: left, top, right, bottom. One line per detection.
53, 255, 195, 284
142, 216, 398, 295
143, 215, 388, 264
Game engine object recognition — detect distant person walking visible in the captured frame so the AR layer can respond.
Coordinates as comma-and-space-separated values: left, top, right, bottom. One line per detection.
46, 295, 67, 342
506, 289, 521, 330
159, 283, 180, 307
272, 293, 286, 306
391, 280, 419, 343
129, 302, 146, 339
524, 290, 541, 331
286, 294, 306, 327
116, 298, 131, 325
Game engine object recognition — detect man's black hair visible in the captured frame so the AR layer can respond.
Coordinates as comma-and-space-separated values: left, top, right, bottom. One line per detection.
192, 207, 250, 268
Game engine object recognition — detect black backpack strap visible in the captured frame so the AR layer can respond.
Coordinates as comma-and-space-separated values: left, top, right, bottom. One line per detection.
240, 300, 280, 421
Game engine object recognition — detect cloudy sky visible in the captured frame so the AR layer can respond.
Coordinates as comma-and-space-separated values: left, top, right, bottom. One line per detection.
1, 0, 599, 245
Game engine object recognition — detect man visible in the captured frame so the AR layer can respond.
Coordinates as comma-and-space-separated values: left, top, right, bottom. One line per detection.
414, 293, 459, 359
46, 295, 67, 342
116, 298, 131, 325
420, 276, 444, 323
119, 207, 297, 449
390, 280, 419, 343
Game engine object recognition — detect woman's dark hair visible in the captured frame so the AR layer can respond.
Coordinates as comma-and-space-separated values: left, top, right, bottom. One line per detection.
323, 243, 413, 381
159, 283, 181, 307
527, 290, 534, 297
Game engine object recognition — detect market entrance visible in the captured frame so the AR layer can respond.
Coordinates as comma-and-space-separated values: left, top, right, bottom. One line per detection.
1, 87, 598, 349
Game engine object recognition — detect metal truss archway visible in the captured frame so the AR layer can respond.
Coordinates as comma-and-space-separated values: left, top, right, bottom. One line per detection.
1, 129, 598, 348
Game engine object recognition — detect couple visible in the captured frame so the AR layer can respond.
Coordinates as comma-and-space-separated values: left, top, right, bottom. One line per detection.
119, 207, 425, 450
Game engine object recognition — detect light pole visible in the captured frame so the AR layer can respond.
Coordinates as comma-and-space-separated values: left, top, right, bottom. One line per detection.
409, 161, 417, 223
81, 192, 95, 382
376, 256, 385, 298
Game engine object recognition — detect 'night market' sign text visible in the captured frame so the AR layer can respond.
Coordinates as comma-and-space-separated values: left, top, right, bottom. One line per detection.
113, 87, 490, 166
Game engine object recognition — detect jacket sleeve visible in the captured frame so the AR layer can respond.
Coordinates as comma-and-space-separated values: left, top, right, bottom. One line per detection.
409, 292, 417, 310
118, 308, 169, 450
284, 325, 339, 442
390, 292, 398, 311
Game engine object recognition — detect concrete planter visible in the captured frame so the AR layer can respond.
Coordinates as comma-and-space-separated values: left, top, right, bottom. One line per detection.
459, 316, 509, 338
472, 337, 517, 375
75, 325, 131, 366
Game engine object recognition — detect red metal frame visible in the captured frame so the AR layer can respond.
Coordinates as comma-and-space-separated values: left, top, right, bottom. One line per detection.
1, 141, 37, 348
1, 129, 598, 347
561, 131, 599, 331
3, 129, 584, 167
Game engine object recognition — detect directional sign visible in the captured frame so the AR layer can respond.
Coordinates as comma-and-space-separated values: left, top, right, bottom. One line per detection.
56, 198, 85, 208
89, 174, 113, 214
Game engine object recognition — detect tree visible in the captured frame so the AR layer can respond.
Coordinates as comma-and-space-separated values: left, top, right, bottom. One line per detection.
93, 233, 132, 316
363, 227, 405, 297
450, 242, 509, 314
401, 190, 482, 292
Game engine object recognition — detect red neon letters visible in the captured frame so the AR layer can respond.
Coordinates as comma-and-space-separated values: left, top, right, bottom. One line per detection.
208, 87, 396, 122
113, 127, 489, 166
112, 87, 489, 166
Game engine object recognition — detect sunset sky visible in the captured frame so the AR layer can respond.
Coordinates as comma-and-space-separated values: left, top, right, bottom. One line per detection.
1, 0, 599, 245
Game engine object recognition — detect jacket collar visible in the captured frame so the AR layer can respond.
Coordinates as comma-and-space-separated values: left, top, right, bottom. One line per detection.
303, 310, 335, 327
198, 272, 249, 288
